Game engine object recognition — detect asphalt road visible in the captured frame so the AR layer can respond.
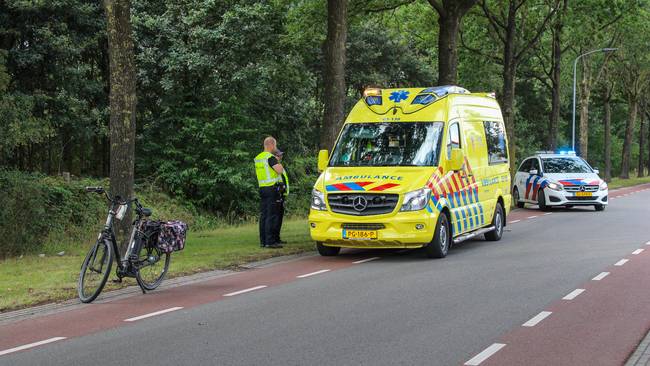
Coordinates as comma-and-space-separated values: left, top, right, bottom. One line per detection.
1, 186, 650, 366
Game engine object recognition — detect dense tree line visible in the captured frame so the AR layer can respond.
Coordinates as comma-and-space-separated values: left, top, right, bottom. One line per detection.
1, 0, 649, 216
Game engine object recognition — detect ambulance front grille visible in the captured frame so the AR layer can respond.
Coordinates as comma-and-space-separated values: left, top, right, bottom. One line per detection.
328, 193, 399, 216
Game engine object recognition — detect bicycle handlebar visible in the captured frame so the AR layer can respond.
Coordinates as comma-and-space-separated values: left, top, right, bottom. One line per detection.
84, 186, 141, 209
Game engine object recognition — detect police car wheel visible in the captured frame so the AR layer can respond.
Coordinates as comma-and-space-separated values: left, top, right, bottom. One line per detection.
484, 203, 504, 241
594, 204, 605, 211
425, 213, 450, 259
537, 189, 550, 211
317, 242, 341, 256
513, 187, 524, 208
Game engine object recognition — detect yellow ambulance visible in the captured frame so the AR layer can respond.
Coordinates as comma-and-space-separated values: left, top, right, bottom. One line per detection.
309, 86, 511, 258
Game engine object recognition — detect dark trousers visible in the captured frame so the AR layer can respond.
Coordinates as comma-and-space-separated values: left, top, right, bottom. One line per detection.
259, 186, 279, 246
274, 198, 285, 242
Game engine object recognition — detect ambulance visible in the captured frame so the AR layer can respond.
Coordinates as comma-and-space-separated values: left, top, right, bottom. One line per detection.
309, 86, 512, 258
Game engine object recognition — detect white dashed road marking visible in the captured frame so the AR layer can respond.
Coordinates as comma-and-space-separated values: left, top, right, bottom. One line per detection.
0, 337, 67, 357
562, 289, 585, 300
464, 343, 507, 366
632, 249, 644, 255
297, 269, 331, 278
614, 259, 629, 266
543, 212, 552, 215
124, 307, 183, 322
509, 220, 521, 224
353, 257, 380, 264
527, 215, 538, 219
223, 286, 267, 297
646, 241, 650, 245
592, 272, 609, 281
522, 311, 552, 327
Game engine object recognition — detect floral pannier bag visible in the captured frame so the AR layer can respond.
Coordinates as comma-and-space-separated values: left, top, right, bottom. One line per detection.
156, 220, 188, 253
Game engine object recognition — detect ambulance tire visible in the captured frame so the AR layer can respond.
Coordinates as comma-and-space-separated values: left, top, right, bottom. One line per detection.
537, 189, 551, 211
425, 213, 450, 259
317, 242, 340, 256
513, 187, 525, 208
484, 203, 504, 241
594, 204, 605, 211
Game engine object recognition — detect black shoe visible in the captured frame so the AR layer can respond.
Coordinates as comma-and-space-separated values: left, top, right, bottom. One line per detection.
267, 244, 283, 249
277, 240, 287, 244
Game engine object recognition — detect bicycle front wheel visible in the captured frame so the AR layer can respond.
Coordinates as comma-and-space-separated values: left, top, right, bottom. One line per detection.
135, 245, 170, 291
78, 240, 113, 303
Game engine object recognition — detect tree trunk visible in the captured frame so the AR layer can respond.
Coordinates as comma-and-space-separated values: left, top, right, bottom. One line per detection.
104, 0, 136, 248
603, 95, 612, 182
547, 1, 565, 151
437, 11, 460, 85
639, 119, 646, 177
500, 1, 517, 175
578, 75, 591, 160
647, 110, 650, 175
620, 97, 638, 179
319, 0, 348, 151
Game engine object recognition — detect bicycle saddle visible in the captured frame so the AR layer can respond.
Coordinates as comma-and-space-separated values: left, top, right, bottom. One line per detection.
140, 208, 153, 217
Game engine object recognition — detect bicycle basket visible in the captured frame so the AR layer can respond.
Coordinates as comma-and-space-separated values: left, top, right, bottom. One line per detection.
156, 220, 188, 253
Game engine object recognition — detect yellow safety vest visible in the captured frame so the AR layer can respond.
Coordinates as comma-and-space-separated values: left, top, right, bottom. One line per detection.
282, 170, 289, 196
254, 151, 281, 187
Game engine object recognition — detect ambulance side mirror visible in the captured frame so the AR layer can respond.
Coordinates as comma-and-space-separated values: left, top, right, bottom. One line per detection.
449, 148, 464, 171
318, 150, 329, 173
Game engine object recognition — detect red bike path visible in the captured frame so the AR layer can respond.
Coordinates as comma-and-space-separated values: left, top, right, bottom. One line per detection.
1, 183, 649, 363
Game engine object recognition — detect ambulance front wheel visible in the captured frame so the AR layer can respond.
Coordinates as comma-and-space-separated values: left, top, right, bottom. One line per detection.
484, 203, 504, 242
317, 242, 341, 256
425, 213, 450, 259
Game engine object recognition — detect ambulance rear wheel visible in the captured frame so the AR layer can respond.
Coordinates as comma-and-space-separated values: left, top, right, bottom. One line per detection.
317, 242, 340, 256
513, 187, 525, 208
484, 203, 504, 241
425, 213, 450, 259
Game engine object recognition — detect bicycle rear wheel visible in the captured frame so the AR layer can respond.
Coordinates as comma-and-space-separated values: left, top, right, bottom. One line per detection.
78, 240, 113, 303
135, 245, 170, 291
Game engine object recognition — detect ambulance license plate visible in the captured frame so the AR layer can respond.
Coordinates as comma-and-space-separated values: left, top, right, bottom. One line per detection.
343, 230, 377, 240
575, 191, 592, 197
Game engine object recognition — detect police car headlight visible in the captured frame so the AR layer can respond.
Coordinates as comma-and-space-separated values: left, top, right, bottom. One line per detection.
400, 188, 431, 212
547, 182, 563, 191
311, 189, 327, 211
599, 181, 608, 191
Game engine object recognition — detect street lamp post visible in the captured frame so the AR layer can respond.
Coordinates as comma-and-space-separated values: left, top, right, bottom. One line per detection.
571, 48, 618, 153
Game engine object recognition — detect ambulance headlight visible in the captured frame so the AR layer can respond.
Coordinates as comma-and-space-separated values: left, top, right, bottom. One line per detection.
311, 189, 327, 211
599, 181, 608, 191
547, 182, 563, 191
400, 188, 431, 212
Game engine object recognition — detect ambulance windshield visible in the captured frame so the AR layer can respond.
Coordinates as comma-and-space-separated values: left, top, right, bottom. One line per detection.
329, 122, 444, 167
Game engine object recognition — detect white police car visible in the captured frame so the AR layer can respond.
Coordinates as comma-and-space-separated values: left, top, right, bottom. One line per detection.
512, 152, 608, 211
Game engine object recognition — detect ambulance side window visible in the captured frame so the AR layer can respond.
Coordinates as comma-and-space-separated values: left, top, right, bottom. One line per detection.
483, 121, 508, 164
446, 122, 461, 159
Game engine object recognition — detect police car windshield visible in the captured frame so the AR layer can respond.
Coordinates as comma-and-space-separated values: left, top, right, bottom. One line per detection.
542, 157, 593, 173
329, 122, 444, 167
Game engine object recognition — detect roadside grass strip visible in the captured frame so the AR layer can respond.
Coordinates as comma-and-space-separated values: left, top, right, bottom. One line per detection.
614, 259, 629, 266
464, 343, 507, 365
592, 272, 610, 281
296, 269, 331, 278
124, 307, 183, 322
223, 285, 267, 297
562, 289, 585, 300
632, 249, 644, 255
353, 257, 380, 264
0, 337, 67, 357
522, 311, 552, 327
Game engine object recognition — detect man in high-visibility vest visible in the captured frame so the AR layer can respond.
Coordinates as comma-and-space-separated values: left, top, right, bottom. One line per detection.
272, 148, 289, 244
254, 137, 284, 248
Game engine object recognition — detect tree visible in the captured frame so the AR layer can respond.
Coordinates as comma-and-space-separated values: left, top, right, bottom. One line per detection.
600, 77, 615, 182
547, 0, 567, 151
320, 0, 348, 151
425, 0, 478, 85
104, 0, 136, 245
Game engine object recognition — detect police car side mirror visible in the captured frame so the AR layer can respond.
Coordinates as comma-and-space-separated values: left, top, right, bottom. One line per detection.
529, 169, 539, 176
318, 150, 329, 173
593, 168, 600, 174
449, 148, 464, 171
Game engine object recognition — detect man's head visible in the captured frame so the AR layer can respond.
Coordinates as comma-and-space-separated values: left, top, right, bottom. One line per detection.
263, 136, 277, 152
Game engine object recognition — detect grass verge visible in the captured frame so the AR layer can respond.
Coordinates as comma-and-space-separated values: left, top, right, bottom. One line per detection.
0, 218, 311, 312
608, 176, 650, 190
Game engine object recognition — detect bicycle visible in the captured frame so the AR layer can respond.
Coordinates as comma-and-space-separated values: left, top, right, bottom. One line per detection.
78, 186, 171, 303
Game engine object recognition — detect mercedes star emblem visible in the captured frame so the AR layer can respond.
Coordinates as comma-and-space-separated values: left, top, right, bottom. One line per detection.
352, 196, 368, 211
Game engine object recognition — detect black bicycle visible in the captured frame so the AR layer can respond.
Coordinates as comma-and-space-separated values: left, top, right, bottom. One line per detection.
78, 186, 171, 303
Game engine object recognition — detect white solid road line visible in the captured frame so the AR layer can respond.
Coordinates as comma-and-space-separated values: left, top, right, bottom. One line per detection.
632, 249, 644, 255
223, 285, 268, 297
522, 311, 552, 327
509, 219, 521, 224
527, 215, 538, 219
353, 257, 380, 264
297, 269, 331, 278
464, 343, 507, 365
124, 307, 183, 322
592, 272, 610, 281
562, 289, 585, 300
0, 337, 67, 357
614, 259, 629, 266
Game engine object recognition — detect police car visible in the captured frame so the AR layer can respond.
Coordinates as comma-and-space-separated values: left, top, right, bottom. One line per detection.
512, 152, 608, 211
